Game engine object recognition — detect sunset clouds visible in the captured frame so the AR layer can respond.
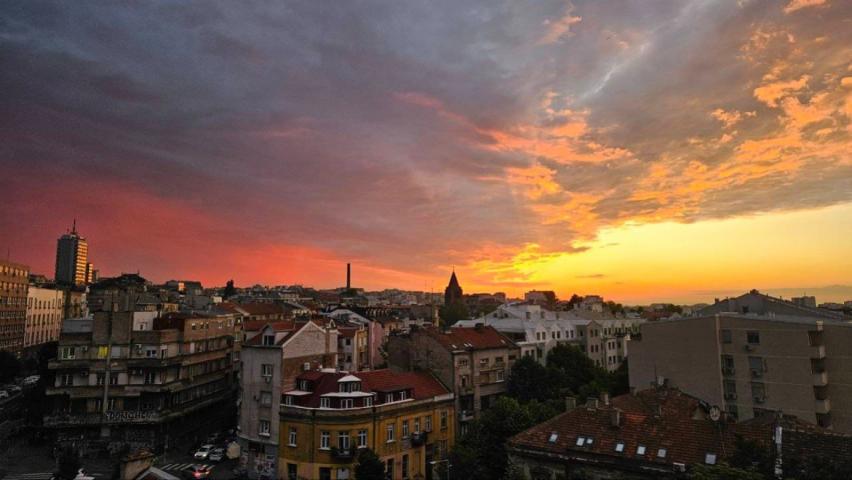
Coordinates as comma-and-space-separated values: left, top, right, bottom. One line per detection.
1, 0, 850, 301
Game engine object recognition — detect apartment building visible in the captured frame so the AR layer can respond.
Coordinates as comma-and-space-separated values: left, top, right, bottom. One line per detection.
386, 325, 518, 435
238, 320, 339, 478
278, 369, 454, 480
0, 260, 29, 354
45, 307, 239, 453
25, 284, 65, 348
459, 303, 642, 372
629, 313, 852, 432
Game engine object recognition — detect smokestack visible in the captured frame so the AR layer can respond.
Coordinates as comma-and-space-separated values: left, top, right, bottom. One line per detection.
346, 263, 351, 290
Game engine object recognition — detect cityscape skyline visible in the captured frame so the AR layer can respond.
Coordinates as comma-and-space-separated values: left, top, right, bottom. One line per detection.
2, 0, 851, 304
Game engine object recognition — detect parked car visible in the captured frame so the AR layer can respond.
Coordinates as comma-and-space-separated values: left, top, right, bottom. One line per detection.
23, 375, 40, 386
7, 385, 22, 393
193, 444, 215, 460
0, 391, 9, 399
182, 465, 212, 479
208, 448, 225, 462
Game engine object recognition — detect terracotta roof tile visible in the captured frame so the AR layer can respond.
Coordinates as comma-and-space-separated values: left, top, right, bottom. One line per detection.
423, 325, 517, 351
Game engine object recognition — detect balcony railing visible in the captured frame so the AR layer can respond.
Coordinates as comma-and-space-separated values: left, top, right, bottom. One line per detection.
813, 371, 828, 387
811, 345, 826, 359
815, 398, 831, 414
331, 447, 354, 460
459, 410, 474, 422
411, 432, 427, 447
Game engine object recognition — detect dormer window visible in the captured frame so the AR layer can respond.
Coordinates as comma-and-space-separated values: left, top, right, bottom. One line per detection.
320, 398, 330, 408
299, 380, 310, 392
365, 397, 373, 407
262, 334, 275, 346
399, 390, 407, 401
386, 393, 394, 403
339, 381, 361, 393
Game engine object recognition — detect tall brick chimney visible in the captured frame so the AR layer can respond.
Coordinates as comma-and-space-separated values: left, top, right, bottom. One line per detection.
346, 263, 351, 290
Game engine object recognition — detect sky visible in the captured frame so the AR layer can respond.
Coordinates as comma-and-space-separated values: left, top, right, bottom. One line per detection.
1, 0, 851, 304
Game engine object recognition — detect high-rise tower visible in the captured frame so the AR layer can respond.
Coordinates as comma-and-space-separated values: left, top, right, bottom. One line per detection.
55, 220, 89, 286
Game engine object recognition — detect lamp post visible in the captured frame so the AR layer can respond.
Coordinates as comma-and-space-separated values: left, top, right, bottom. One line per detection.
429, 459, 451, 480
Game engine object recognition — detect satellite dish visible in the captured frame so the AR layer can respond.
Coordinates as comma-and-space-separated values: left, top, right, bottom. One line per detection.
709, 405, 722, 422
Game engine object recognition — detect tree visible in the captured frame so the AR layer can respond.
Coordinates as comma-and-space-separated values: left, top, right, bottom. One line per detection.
0, 350, 21, 383
507, 356, 556, 403
223, 279, 236, 298
546, 344, 608, 400
609, 357, 630, 397
354, 448, 385, 480
439, 302, 469, 327
566, 294, 584, 309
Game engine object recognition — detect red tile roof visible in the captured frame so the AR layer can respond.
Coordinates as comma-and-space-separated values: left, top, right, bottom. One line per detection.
287, 369, 449, 408
509, 388, 772, 470
244, 321, 303, 346
424, 325, 517, 351
243, 320, 296, 333
236, 302, 291, 316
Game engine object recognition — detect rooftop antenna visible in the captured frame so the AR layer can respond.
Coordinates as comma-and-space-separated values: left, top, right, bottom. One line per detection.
71, 218, 77, 235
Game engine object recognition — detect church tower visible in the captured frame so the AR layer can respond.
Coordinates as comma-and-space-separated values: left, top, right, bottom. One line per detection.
444, 270, 463, 306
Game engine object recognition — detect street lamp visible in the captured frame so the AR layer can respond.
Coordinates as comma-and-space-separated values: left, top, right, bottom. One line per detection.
429, 459, 451, 480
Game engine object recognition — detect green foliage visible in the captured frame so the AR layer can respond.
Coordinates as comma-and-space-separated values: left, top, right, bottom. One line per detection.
354, 448, 385, 480
507, 356, 557, 403
728, 435, 772, 476
609, 357, 630, 396
0, 350, 22, 383
449, 397, 542, 480
688, 463, 766, 480
439, 301, 469, 327
546, 344, 612, 401
783, 452, 852, 480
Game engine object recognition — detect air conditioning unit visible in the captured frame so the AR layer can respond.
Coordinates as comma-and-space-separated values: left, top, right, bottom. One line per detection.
753, 396, 766, 404
744, 344, 755, 352
724, 392, 737, 400
264, 376, 271, 384
751, 369, 763, 378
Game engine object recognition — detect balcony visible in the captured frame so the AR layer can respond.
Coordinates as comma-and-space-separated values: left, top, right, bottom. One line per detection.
813, 371, 828, 387
721, 366, 735, 377
330, 447, 354, 460
411, 432, 427, 447
811, 345, 826, 359
815, 398, 831, 415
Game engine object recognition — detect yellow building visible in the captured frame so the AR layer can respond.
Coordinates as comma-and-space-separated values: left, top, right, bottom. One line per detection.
279, 369, 454, 480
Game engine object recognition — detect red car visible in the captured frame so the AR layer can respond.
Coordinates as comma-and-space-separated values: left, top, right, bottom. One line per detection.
182, 465, 212, 479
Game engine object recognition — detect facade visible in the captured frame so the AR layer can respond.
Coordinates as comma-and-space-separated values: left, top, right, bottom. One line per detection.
238, 321, 339, 478
278, 369, 454, 480
629, 313, 852, 432
25, 285, 65, 348
458, 303, 642, 372
507, 387, 836, 480
55, 222, 90, 286
45, 307, 239, 453
386, 325, 518, 435
0, 260, 29, 354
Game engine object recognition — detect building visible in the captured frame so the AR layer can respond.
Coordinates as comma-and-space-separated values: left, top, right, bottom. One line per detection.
457, 303, 643, 372
629, 312, 852, 432
237, 320, 339, 478
443, 271, 462, 306
696, 289, 844, 320
524, 290, 556, 307
0, 260, 29, 354
386, 325, 518, 435
792, 295, 817, 309
44, 306, 239, 453
277, 369, 454, 480
507, 386, 845, 480
25, 284, 65, 348
55, 221, 90, 286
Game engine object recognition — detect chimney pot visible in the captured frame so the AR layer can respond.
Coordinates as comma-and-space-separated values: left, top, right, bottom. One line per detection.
611, 408, 622, 428
600, 392, 610, 405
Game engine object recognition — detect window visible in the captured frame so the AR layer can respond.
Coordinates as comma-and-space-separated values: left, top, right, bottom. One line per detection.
386, 460, 394, 479
319, 468, 331, 480
496, 370, 504, 382
747, 331, 760, 344
425, 415, 432, 432
402, 420, 409, 438
576, 436, 586, 446
365, 397, 373, 407
440, 410, 448, 429
60, 346, 75, 359
262, 334, 275, 346
615, 442, 624, 452
145, 347, 157, 358
320, 398, 330, 408
338, 431, 350, 450
109, 374, 118, 386
341, 399, 354, 409
752, 382, 766, 402
749, 356, 766, 377
636, 445, 646, 456
657, 448, 667, 458
457, 358, 469, 367
299, 380, 310, 391
705, 453, 717, 465
261, 364, 273, 377
480, 358, 489, 367
144, 371, 156, 384
288, 464, 297, 480
96, 373, 106, 386
548, 432, 558, 443
259, 420, 271, 437
386, 423, 395, 442
402, 454, 409, 479
385, 393, 394, 403
460, 375, 469, 387
320, 431, 330, 449
414, 418, 420, 433
262, 392, 273, 406
720, 329, 732, 344
60, 374, 73, 386
358, 429, 368, 448
399, 390, 407, 400
288, 427, 297, 446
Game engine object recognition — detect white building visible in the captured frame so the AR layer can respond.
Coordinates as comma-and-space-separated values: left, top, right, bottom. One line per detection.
25, 285, 65, 348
